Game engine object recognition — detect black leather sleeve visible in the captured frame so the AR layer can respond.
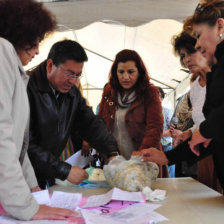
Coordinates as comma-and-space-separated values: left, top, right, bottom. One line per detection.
165, 139, 211, 166
28, 139, 71, 181
74, 96, 119, 158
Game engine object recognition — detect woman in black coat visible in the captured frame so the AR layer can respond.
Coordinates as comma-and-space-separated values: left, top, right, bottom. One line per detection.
138, 0, 224, 190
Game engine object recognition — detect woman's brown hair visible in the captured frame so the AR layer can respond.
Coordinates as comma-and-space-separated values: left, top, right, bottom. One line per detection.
109, 49, 150, 102
184, 0, 224, 32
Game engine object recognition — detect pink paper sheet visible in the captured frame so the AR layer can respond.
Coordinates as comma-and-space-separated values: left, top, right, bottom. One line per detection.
68, 197, 142, 223
0, 198, 147, 224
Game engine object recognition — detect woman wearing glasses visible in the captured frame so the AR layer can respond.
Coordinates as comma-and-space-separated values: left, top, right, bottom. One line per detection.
0, 0, 78, 221
98, 49, 168, 177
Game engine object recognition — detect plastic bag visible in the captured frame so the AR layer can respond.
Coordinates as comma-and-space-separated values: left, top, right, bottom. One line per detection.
103, 155, 159, 192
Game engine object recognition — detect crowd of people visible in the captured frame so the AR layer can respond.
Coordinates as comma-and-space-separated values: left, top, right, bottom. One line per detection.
140, 0, 224, 193
1, 0, 224, 221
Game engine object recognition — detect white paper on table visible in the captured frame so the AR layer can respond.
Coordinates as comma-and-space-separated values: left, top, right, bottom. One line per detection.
82, 187, 144, 208
82, 188, 113, 208
80, 209, 125, 224
147, 211, 168, 224
142, 187, 166, 202
81, 203, 168, 224
50, 191, 82, 210
65, 149, 96, 168
32, 189, 50, 205
0, 215, 70, 224
105, 203, 162, 223
148, 189, 166, 202
112, 188, 144, 202
0, 216, 16, 224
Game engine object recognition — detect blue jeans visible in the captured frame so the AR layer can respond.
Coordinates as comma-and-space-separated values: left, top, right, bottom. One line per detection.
163, 144, 175, 178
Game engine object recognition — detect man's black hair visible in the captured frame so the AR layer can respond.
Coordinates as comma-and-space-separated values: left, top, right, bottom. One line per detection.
47, 39, 88, 66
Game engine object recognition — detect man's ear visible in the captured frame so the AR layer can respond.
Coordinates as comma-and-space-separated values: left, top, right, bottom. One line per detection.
46, 59, 54, 74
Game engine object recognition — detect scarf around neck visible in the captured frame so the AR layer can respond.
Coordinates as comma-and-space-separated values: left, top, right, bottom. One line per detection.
117, 91, 136, 108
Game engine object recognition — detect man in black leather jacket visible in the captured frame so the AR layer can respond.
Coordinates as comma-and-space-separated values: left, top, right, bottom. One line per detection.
27, 40, 119, 189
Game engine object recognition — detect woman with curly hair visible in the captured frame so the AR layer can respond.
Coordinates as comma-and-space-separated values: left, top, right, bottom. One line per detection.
171, 31, 221, 191
98, 49, 168, 177
139, 0, 224, 191
0, 0, 77, 221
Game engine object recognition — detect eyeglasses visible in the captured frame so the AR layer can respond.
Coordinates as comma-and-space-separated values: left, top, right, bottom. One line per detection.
57, 65, 82, 79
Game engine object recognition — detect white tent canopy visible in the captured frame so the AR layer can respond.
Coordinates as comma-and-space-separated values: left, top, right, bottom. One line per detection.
30, 0, 198, 111
41, 0, 199, 29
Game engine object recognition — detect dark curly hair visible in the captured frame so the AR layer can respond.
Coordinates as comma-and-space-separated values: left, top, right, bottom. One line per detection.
109, 49, 150, 102
172, 31, 197, 67
0, 0, 57, 50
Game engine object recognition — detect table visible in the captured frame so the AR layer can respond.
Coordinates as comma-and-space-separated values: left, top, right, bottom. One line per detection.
50, 177, 224, 224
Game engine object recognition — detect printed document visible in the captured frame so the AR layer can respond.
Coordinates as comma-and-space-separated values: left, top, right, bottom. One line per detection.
50, 191, 82, 210
32, 189, 50, 205
82, 187, 144, 208
81, 203, 168, 224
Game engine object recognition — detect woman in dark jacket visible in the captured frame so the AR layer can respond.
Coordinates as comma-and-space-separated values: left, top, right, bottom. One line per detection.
139, 0, 224, 190
98, 49, 168, 177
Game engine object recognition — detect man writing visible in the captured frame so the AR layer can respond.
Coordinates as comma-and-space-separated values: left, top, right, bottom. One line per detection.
27, 40, 119, 189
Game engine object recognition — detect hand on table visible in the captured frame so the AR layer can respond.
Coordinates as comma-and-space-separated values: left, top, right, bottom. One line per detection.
32, 205, 77, 220
67, 166, 88, 185
139, 148, 168, 165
